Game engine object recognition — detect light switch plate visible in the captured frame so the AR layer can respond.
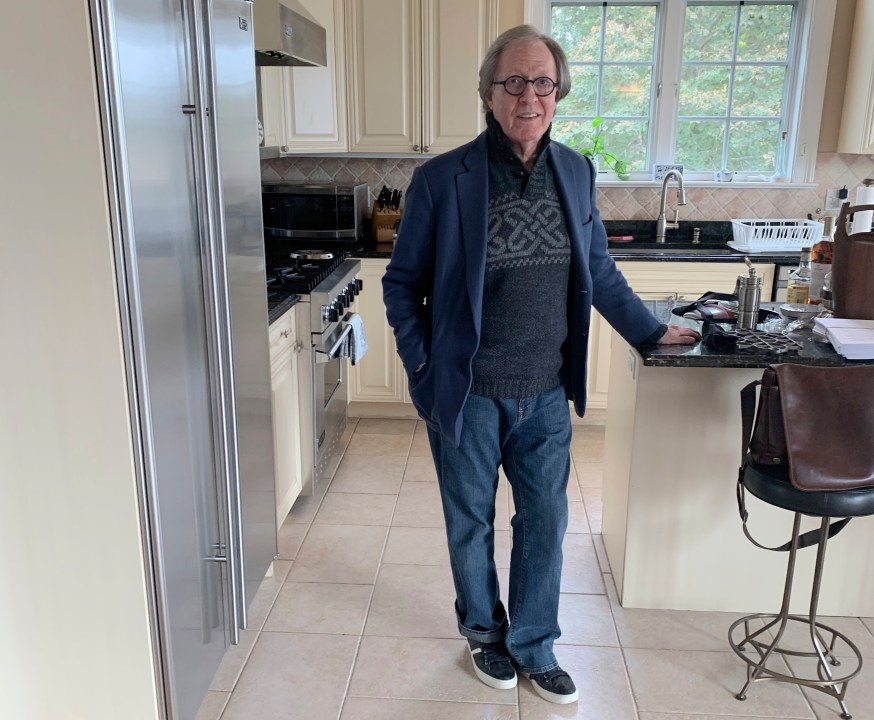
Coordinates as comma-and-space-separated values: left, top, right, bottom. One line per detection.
653, 163, 684, 180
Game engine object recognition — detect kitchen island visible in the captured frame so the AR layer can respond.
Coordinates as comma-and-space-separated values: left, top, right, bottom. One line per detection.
602, 307, 874, 615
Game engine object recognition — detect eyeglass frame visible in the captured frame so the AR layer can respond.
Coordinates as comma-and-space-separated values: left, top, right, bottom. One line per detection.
491, 75, 559, 97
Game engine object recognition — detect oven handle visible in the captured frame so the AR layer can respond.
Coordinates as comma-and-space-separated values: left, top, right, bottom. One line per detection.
315, 324, 353, 363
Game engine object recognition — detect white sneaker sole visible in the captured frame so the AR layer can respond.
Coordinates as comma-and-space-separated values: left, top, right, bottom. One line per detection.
468, 650, 517, 690
527, 674, 579, 704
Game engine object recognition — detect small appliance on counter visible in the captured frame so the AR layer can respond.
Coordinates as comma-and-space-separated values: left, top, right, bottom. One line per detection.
262, 182, 369, 245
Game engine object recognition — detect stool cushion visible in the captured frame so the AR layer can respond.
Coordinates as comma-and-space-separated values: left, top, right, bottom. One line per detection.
743, 459, 874, 517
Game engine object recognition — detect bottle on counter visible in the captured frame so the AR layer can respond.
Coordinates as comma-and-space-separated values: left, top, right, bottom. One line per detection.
808, 215, 835, 304
820, 270, 834, 312
786, 248, 812, 304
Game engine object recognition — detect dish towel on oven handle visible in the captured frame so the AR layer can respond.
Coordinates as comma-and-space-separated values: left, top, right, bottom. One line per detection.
345, 312, 368, 365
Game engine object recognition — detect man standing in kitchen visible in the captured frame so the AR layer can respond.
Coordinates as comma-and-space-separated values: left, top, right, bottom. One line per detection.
383, 25, 699, 704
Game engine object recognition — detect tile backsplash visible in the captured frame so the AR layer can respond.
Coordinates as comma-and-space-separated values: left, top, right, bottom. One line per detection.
261, 152, 874, 222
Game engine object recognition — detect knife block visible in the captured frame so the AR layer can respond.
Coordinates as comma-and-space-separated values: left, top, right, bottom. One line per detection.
832, 202, 874, 320
371, 201, 402, 243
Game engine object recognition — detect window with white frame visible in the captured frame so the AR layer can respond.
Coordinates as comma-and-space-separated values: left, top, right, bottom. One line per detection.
546, 0, 812, 181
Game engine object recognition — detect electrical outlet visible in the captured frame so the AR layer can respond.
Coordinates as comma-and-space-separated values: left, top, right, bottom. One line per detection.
825, 187, 841, 213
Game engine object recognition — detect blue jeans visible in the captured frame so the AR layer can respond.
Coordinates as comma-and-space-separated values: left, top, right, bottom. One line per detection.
427, 385, 571, 673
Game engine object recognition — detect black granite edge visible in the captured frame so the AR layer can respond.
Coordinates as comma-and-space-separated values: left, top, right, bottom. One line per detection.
268, 294, 301, 325
350, 248, 393, 259
349, 248, 801, 263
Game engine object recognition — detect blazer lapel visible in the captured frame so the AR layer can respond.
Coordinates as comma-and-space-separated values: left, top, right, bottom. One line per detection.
549, 143, 588, 258
457, 133, 489, 335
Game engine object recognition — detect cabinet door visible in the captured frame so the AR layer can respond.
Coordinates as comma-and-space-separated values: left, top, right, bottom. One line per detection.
279, 0, 348, 152
838, 0, 874, 154
257, 66, 286, 149
421, 0, 496, 154
346, 0, 421, 152
295, 302, 315, 495
348, 259, 407, 401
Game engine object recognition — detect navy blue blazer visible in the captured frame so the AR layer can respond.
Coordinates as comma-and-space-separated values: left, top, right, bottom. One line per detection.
383, 131, 660, 445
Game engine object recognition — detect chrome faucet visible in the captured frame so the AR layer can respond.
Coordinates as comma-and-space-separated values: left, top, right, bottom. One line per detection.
656, 169, 686, 243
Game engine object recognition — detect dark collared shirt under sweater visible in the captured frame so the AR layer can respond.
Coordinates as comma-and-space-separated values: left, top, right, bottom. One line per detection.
470, 115, 572, 399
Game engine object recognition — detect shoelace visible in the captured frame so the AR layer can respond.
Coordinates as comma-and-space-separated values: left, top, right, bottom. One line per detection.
480, 643, 511, 668
539, 668, 570, 686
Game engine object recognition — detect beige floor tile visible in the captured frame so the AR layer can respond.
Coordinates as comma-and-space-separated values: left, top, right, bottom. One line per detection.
409, 432, 432, 457
313, 492, 397, 526
364, 563, 458, 639
348, 636, 516, 704
567, 474, 583, 501
495, 480, 510, 531
276, 519, 308, 560
556, 593, 619, 647
287, 524, 387, 584
573, 460, 603, 488
786, 654, 873, 720
593, 534, 611, 574
608, 578, 762, 652
570, 426, 605, 461
264, 581, 373, 635
639, 715, 807, 719
353, 418, 417, 435
763, 615, 874, 658
220, 632, 358, 720
624, 648, 814, 717
195, 690, 229, 720
581, 487, 602, 534
561, 533, 605, 595
863, 617, 874, 637
383, 526, 450, 565
246, 560, 292, 630
345, 432, 412, 456
341, 696, 518, 720
209, 629, 257, 691
518, 645, 637, 720
285, 491, 326, 525
329, 454, 406, 494
403, 455, 438, 482
392, 481, 446, 528
567, 502, 589, 533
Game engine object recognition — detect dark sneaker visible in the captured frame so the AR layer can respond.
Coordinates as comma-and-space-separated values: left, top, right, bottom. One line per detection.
467, 639, 517, 690
527, 667, 578, 704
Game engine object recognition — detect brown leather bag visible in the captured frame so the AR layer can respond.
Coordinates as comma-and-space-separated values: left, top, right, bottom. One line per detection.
744, 363, 874, 491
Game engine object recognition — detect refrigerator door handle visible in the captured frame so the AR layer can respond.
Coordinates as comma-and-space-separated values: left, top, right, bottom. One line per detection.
186, 0, 247, 645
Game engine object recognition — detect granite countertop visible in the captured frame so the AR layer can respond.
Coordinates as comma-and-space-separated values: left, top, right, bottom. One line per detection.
268, 293, 300, 325
348, 221, 803, 264
638, 301, 871, 368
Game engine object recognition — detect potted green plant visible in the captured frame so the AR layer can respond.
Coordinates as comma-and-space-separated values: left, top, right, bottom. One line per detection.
565, 116, 630, 181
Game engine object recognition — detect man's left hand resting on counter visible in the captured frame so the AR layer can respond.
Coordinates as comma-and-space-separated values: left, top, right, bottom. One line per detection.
657, 325, 701, 345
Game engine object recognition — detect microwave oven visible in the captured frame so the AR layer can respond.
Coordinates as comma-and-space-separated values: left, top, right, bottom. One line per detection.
262, 183, 369, 242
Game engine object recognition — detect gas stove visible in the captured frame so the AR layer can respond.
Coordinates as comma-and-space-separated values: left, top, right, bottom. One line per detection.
266, 251, 348, 295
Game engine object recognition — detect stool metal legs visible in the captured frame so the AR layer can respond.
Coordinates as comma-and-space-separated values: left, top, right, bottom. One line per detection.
728, 514, 863, 719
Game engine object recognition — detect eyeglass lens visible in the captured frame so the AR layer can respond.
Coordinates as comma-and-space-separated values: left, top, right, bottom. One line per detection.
501, 76, 556, 96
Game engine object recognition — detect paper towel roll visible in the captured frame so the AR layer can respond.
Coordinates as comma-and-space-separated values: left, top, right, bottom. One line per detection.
852, 183, 874, 234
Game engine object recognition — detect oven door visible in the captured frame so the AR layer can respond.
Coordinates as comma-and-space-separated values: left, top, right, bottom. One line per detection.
312, 322, 352, 480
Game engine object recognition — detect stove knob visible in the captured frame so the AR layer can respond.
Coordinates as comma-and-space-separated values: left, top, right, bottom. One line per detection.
328, 306, 339, 323
337, 293, 349, 309
354, 278, 363, 295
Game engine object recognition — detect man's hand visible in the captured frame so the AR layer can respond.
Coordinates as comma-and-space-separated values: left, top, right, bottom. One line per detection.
657, 325, 701, 345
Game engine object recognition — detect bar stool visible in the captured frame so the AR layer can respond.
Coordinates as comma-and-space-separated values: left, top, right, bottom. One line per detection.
730, 460, 874, 718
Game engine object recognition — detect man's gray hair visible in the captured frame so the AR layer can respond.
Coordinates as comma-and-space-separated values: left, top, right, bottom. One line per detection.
478, 25, 571, 113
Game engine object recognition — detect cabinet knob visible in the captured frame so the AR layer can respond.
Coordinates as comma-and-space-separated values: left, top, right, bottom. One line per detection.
280, 329, 290, 338
412, 144, 420, 151
422, 145, 430, 153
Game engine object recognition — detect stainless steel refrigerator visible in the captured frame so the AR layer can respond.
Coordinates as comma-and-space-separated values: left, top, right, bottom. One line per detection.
90, 1, 276, 717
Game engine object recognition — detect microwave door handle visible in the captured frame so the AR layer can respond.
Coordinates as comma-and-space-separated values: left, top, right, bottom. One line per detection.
315, 325, 353, 363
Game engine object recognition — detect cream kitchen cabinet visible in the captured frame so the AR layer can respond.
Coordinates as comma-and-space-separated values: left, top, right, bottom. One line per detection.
258, 0, 348, 153
584, 261, 775, 409
348, 258, 408, 403
345, 0, 497, 154
838, 0, 874, 154
269, 301, 317, 527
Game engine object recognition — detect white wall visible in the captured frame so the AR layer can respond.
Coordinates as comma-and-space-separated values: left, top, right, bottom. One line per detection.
0, 3, 159, 719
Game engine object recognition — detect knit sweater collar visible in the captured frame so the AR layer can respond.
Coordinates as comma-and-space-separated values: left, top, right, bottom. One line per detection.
485, 112, 551, 168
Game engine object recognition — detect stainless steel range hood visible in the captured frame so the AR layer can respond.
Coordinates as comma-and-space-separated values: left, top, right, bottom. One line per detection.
254, 0, 327, 67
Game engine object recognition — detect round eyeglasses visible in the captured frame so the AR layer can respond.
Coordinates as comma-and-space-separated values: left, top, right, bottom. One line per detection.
491, 75, 558, 97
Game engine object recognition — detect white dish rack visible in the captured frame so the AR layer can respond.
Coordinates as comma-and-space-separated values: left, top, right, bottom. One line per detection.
728, 218, 823, 253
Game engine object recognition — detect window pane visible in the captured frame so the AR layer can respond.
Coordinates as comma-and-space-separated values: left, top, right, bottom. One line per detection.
731, 66, 786, 117
552, 5, 602, 62
551, 118, 597, 150
676, 120, 725, 170
602, 119, 648, 171
737, 4, 793, 62
683, 4, 737, 61
679, 65, 729, 116
560, 66, 599, 115
601, 65, 651, 116
727, 120, 780, 171
603, 5, 657, 62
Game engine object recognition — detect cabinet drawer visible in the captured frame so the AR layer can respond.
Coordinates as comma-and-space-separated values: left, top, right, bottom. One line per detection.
269, 310, 296, 363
